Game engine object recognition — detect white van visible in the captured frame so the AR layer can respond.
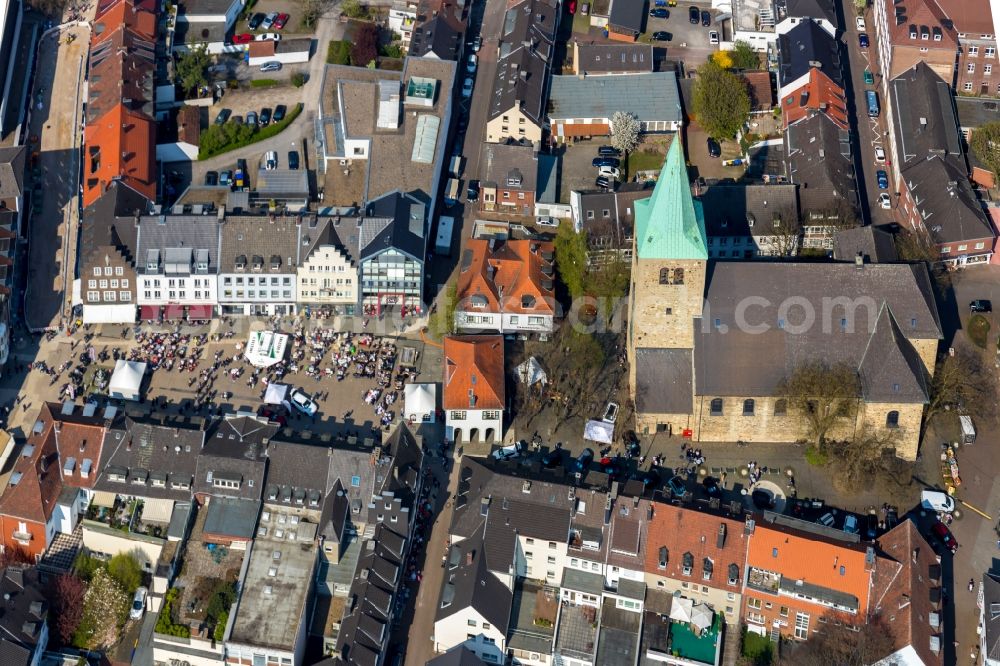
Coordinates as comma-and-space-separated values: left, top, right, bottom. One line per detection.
921, 490, 955, 514
960, 415, 976, 444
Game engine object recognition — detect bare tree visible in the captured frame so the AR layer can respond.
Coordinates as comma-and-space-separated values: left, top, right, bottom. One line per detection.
926, 347, 999, 425
779, 362, 860, 449
827, 426, 900, 493
765, 204, 802, 257
779, 614, 896, 666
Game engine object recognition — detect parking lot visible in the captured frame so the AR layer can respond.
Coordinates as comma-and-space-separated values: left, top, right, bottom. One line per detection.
684, 123, 748, 180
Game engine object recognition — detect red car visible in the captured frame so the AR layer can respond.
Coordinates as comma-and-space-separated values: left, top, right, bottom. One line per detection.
567, 0, 576, 12
931, 521, 958, 553
273, 12, 289, 29
232, 33, 253, 44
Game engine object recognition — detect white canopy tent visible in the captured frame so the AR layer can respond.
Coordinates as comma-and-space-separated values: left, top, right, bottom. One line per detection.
245, 330, 288, 368
264, 382, 290, 406
108, 360, 146, 401
404, 383, 437, 423
669, 597, 714, 632
584, 419, 614, 445
516, 357, 548, 386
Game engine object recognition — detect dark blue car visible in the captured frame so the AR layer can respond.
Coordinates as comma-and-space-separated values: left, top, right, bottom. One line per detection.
876, 169, 888, 189
592, 157, 620, 168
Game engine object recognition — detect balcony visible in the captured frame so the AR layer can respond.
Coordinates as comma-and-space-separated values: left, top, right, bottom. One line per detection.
85, 497, 168, 540
747, 567, 780, 594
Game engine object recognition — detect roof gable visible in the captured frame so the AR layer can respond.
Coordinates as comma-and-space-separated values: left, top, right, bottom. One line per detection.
443, 336, 505, 410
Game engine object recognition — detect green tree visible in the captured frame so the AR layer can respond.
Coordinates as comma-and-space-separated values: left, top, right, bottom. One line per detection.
970, 121, 1000, 176
692, 61, 751, 140
291, 72, 307, 87
327, 40, 352, 65
341, 0, 367, 18
176, 46, 211, 95
73, 551, 102, 583
428, 280, 458, 339
585, 257, 630, 322
107, 551, 143, 593
779, 361, 860, 449
729, 41, 760, 70
554, 223, 588, 298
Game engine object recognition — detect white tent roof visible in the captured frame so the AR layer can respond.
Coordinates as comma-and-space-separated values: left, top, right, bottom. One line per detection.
264, 382, 289, 405
516, 357, 547, 386
669, 597, 714, 631
109, 360, 146, 395
405, 383, 436, 414
584, 419, 614, 445
245, 330, 288, 368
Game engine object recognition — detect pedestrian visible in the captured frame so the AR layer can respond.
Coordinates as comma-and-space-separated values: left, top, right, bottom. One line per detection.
970, 578, 975, 592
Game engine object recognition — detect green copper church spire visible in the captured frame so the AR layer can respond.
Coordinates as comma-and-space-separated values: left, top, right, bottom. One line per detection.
633, 135, 708, 260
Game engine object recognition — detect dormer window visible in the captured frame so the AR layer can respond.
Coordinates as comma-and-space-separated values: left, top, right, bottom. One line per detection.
703, 557, 714, 581
235, 255, 247, 270
252, 255, 264, 271
682, 552, 694, 576
521, 295, 536, 309
270, 255, 282, 271
658, 546, 668, 569
471, 294, 488, 309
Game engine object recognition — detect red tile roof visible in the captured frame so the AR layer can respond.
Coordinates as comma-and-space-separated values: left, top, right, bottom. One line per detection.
82, 103, 156, 207
871, 520, 944, 665
54, 419, 106, 489
644, 504, 749, 591
456, 239, 556, 316
443, 336, 505, 410
782, 68, 849, 130
0, 406, 63, 524
881, 0, 956, 49
742, 71, 774, 111
248, 41, 276, 57
94, 0, 157, 36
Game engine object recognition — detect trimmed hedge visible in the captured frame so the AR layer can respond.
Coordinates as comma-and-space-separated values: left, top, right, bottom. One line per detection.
249, 78, 279, 88
198, 102, 304, 160
155, 589, 190, 638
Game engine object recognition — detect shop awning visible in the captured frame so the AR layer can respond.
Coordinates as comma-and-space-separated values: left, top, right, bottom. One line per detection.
139, 306, 160, 321
187, 305, 212, 320
163, 304, 184, 320
92, 491, 117, 508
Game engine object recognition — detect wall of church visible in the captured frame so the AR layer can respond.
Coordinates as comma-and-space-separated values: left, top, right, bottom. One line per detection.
629, 258, 707, 352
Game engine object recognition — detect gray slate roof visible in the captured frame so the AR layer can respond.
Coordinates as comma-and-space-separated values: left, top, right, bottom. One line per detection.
481, 142, 538, 192
489, 0, 558, 125
548, 72, 682, 123
699, 183, 800, 238
427, 647, 492, 666
81, 181, 152, 263
408, 13, 464, 60
194, 415, 276, 500
574, 42, 653, 74
891, 63, 963, 166
903, 155, 994, 246
135, 215, 222, 275
693, 262, 941, 400
360, 190, 427, 261
982, 571, 1000, 662
0, 146, 25, 201
202, 496, 260, 538
576, 182, 653, 249
832, 226, 898, 263
298, 215, 361, 266
635, 349, 694, 414
784, 112, 855, 214
785, 0, 838, 28
95, 415, 206, 500
776, 19, 843, 89
609, 0, 645, 33
255, 168, 309, 196
435, 524, 514, 633
218, 215, 302, 274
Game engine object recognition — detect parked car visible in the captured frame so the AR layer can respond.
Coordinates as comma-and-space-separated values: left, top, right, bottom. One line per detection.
219, 170, 233, 186
467, 179, 480, 201
472, 35, 482, 51
260, 107, 272, 126
876, 170, 888, 189
273, 12, 289, 29
256, 32, 281, 41
492, 440, 527, 461
289, 388, 318, 416
204, 171, 219, 186
817, 512, 835, 527
652, 31, 672, 41
288, 150, 299, 170
461, 77, 474, 97
859, 33, 869, 48
257, 406, 287, 426
709, 30, 719, 44
922, 490, 956, 513
689, 5, 699, 22
668, 475, 687, 497
273, 104, 287, 122
864, 69, 875, 85
237, 158, 249, 175
702, 476, 721, 497
856, 15, 866, 31
649, 7, 668, 17
597, 146, 621, 157
467, 53, 477, 73
214, 108, 231, 124
598, 165, 621, 180
864, 514, 878, 539
264, 151, 278, 170
701, 10, 711, 25
971, 299, 993, 313
259, 61, 282, 72
248, 12, 265, 29
130, 587, 148, 620
232, 32, 254, 44
843, 514, 859, 534
246, 111, 258, 126
592, 157, 620, 168
595, 175, 612, 189
878, 192, 891, 209
751, 489, 774, 510
874, 146, 886, 162
931, 521, 958, 553
707, 137, 721, 157
541, 447, 563, 468
574, 448, 594, 473
261, 11, 277, 29
602, 402, 619, 423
